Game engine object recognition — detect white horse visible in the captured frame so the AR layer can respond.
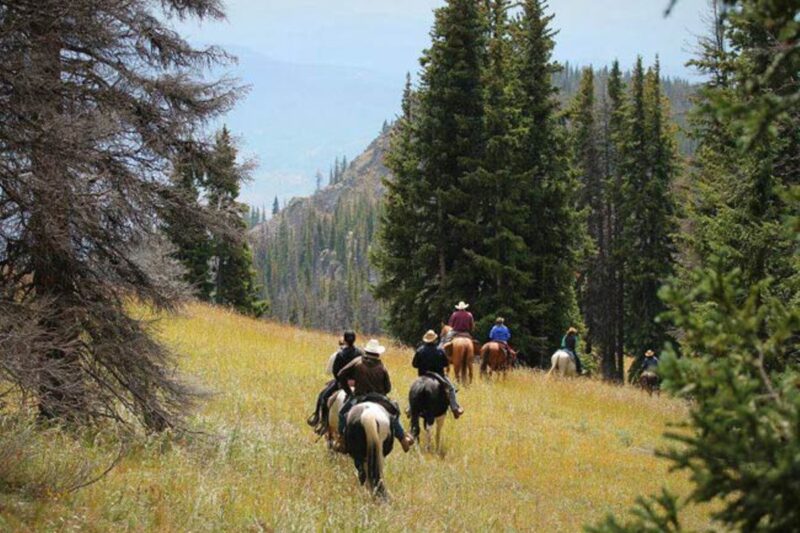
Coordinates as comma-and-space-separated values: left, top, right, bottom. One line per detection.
345, 402, 394, 498
547, 349, 577, 377
326, 389, 348, 450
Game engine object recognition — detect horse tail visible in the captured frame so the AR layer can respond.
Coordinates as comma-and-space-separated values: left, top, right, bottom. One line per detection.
480, 343, 489, 373
547, 352, 558, 376
461, 341, 472, 380
361, 408, 384, 495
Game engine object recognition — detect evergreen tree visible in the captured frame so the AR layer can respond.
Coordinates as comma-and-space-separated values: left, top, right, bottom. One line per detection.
603, 60, 628, 381
315, 170, 323, 191
206, 127, 264, 316
464, 0, 539, 349
0, 0, 239, 429
619, 58, 678, 380
568, 68, 606, 365
163, 148, 214, 299
272, 196, 280, 216
510, 0, 579, 360
373, 74, 431, 342
375, 0, 486, 343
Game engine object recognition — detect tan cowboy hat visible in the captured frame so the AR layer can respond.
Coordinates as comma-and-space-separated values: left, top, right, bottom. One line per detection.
422, 330, 438, 344
364, 339, 386, 355
645, 349, 655, 357
567, 326, 578, 334
495, 317, 505, 324
455, 301, 469, 310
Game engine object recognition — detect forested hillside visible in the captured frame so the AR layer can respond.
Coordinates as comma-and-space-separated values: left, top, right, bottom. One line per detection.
249, 130, 389, 333
250, 67, 695, 336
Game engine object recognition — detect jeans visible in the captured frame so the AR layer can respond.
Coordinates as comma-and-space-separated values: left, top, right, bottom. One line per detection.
339, 396, 406, 439
428, 372, 460, 411
566, 349, 583, 373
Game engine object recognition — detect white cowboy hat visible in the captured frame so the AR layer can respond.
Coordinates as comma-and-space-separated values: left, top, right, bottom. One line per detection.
422, 330, 438, 343
364, 339, 386, 355
454, 301, 469, 310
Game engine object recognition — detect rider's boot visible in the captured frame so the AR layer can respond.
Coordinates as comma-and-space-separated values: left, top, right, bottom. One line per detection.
306, 412, 320, 427
400, 433, 414, 453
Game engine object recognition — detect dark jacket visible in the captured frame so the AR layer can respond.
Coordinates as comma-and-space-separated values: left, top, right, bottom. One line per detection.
337, 355, 391, 397
412, 343, 449, 377
562, 333, 578, 354
642, 357, 660, 373
331, 345, 364, 378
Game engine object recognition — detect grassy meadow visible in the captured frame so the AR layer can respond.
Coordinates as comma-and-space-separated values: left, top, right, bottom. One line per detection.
0, 303, 713, 531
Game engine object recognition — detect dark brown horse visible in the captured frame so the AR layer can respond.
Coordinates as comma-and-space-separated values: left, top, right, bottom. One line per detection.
639, 372, 660, 396
440, 325, 475, 385
480, 342, 514, 378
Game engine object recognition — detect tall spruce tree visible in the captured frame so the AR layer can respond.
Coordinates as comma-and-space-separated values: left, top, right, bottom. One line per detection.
465, 0, 539, 350
373, 74, 431, 342
163, 148, 214, 300
569, 68, 607, 364
621, 58, 679, 379
603, 60, 628, 381
510, 0, 579, 360
375, 0, 486, 343
206, 127, 263, 316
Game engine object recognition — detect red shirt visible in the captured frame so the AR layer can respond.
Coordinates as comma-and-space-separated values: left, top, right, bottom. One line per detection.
448, 310, 474, 332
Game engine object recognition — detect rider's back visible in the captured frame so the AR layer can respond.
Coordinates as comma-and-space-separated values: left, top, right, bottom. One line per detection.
412, 344, 448, 376
332, 345, 364, 378
338, 355, 391, 396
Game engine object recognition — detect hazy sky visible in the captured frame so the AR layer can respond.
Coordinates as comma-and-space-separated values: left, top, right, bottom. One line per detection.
177, 0, 708, 206
184, 0, 707, 77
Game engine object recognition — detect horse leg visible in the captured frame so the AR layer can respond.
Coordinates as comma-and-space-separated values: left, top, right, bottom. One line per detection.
434, 415, 445, 453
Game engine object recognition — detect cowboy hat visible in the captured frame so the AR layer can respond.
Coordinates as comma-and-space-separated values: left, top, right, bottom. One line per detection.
645, 349, 655, 357
422, 330, 438, 344
495, 317, 505, 324
364, 339, 386, 355
454, 301, 469, 310
567, 326, 578, 334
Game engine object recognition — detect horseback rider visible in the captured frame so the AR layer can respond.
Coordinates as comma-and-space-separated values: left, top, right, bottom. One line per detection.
334, 339, 415, 453
307, 330, 363, 433
560, 326, 584, 375
640, 349, 659, 377
412, 330, 465, 418
488, 317, 513, 361
442, 300, 474, 345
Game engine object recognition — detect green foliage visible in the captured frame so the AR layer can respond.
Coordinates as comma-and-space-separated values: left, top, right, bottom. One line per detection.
586, 489, 684, 533
164, 127, 265, 316
591, 1, 800, 530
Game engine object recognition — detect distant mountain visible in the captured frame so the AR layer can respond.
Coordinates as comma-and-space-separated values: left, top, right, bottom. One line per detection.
249, 68, 697, 335
221, 47, 402, 206
249, 129, 390, 334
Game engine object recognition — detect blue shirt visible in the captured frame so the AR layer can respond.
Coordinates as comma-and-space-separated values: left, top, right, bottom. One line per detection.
489, 325, 511, 342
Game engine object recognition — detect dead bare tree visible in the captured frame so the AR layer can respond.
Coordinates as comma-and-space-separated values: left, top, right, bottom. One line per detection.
0, 0, 242, 430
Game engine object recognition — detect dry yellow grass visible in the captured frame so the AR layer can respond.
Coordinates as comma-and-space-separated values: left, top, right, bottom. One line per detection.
0, 303, 712, 531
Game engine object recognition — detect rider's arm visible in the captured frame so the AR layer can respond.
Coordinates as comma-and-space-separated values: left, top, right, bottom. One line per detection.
384, 369, 392, 395
336, 359, 357, 396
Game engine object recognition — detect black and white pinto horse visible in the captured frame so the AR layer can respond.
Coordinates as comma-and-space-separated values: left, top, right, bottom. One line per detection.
408, 374, 448, 452
344, 402, 394, 497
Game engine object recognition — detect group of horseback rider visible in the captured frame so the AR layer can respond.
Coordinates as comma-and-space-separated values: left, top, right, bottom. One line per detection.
306, 301, 660, 452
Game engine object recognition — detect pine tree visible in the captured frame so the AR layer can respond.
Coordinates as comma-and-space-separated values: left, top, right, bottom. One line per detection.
568, 67, 607, 367
272, 196, 280, 216
373, 74, 431, 342
603, 60, 628, 381
510, 0, 579, 360
620, 58, 678, 379
374, 0, 486, 343
205, 127, 263, 316
315, 170, 323, 191
163, 148, 214, 300
0, 0, 239, 429
463, 0, 539, 350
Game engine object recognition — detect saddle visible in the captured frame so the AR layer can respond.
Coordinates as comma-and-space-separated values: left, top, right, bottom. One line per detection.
354, 393, 400, 418
422, 371, 453, 393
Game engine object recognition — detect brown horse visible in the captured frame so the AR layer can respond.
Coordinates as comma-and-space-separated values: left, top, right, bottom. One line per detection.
480, 342, 514, 378
440, 325, 474, 385
639, 372, 660, 396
